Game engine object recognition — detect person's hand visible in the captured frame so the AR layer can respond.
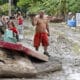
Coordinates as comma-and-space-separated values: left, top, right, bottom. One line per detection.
47, 33, 50, 36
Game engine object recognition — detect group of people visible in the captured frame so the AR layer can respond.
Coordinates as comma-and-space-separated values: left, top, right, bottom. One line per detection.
0, 10, 50, 57
0, 11, 23, 42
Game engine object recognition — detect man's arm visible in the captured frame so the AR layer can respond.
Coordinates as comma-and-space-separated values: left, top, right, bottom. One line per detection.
46, 22, 50, 36
32, 17, 37, 26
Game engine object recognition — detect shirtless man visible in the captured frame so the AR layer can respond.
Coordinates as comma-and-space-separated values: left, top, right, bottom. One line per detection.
32, 11, 50, 57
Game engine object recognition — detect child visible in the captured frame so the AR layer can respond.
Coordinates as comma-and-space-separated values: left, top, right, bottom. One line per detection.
7, 21, 19, 42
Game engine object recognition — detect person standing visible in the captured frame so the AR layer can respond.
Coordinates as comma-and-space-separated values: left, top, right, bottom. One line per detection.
9, 21, 19, 42
17, 12, 24, 39
32, 11, 50, 57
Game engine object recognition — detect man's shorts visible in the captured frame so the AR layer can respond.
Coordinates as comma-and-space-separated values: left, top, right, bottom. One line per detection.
34, 32, 49, 47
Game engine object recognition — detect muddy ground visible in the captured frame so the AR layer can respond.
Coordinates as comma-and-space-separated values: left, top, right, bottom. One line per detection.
1, 20, 80, 80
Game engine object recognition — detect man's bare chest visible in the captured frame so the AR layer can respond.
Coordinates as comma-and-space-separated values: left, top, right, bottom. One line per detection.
37, 19, 46, 25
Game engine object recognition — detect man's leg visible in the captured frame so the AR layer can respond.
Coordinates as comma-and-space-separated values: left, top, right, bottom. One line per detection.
43, 46, 50, 57
35, 47, 39, 51
34, 33, 40, 51
44, 46, 47, 52
42, 33, 50, 57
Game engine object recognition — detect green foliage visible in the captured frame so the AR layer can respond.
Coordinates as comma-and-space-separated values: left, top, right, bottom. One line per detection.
67, 0, 80, 13
17, 0, 31, 13
0, 0, 80, 16
0, 3, 14, 15
17, 0, 80, 15
0, 0, 8, 5
0, 0, 3, 5
41, 0, 60, 15
1, 3, 8, 13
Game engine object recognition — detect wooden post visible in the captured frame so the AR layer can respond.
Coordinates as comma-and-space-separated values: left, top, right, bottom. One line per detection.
9, 0, 11, 16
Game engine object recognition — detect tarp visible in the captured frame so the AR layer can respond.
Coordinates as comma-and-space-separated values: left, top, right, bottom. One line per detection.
0, 41, 48, 61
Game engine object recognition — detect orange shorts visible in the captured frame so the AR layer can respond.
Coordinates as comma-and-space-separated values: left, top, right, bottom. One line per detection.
34, 32, 49, 47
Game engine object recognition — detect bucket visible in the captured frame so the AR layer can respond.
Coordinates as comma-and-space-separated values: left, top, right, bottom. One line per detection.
67, 19, 76, 27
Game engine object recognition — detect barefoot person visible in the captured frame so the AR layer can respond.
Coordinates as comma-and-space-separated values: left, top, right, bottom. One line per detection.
32, 11, 50, 57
